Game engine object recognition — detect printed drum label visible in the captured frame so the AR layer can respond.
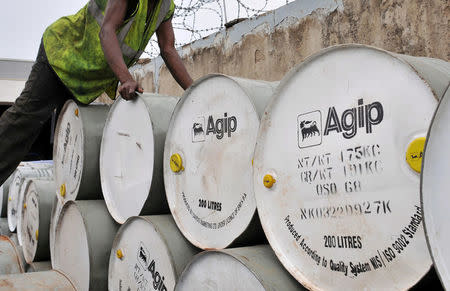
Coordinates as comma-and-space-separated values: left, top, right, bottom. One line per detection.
165, 77, 263, 249
22, 188, 39, 262
111, 220, 176, 291
254, 48, 436, 290
55, 102, 84, 201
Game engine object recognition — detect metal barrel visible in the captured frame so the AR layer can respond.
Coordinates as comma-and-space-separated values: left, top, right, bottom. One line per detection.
164, 74, 278, 250
0, 236, 24, 275
19, 179, 55, 263
109, 215, 199, 290
176, 245, 304, 290
7, 164, 53, 232
15, 178, 31, 246
25, 261, 52, 273
53, 200, 119, 291
252, 44, 450, 290
100, 94, 179, 224
49, 195, 64, 267
53, 100, 110, 202
421, 86, 450, 289
0, 270, 77, 291
0, 174, 14, 217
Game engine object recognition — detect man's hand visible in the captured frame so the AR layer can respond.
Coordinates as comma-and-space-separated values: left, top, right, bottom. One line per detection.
118, 80, 143, 100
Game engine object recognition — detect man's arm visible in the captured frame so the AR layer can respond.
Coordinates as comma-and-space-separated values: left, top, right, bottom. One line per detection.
100, 0, 143, 100
156, 18, 193, 90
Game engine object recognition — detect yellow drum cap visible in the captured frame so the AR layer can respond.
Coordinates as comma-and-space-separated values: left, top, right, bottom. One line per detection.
170, 153, 184, 173
74, 108, 79, 117
35, 230, 39, 240
116, 249, 124, 259
263, 174, 276, 188
60, 184, 66, 197
23, 203, 27, 209
406, 137, 426, 173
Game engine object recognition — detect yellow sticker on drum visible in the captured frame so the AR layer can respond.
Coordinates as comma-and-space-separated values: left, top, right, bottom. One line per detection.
406, 137, 426, 173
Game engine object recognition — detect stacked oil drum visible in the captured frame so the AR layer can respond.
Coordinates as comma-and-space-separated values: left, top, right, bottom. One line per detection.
0, 44, 449, 291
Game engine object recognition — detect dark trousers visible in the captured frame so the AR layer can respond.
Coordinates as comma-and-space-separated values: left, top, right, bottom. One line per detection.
0, 41, 73, 185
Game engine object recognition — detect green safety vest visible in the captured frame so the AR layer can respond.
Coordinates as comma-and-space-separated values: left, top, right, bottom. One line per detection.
43, 0, 175, 104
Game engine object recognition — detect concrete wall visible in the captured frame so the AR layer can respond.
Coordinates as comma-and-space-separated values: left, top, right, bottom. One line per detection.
129, 0, 449, 97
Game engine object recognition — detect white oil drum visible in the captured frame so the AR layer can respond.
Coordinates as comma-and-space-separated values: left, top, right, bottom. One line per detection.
109, 215, 199, 290
164, 74, 277, 249
53, 200, 119, 291
101, 94, 179, 224
253, 45, 450, 290
176, 245, 303, 290
0, 270, 76, 291
0, 174, 14, 217
26, 261, 52, 273
53, 100, 109, 202
0, 236, 24, 275
15, 178, 32, 246
422, 87, 450, 289
19, 180, 55, 263
7, 164, 53, 232
49, 195, 64, 267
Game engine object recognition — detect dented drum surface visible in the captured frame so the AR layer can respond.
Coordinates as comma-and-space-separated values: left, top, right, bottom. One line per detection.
109, 215, 199, 291
53, 200, 119, 291
253, 45, 450, 290
54, 100, 109, 202
164, 74, 277, 249
176, 245, 303, 291
422, 87, 450, 289
101, 94, 179, 224
7, 163, 53, 232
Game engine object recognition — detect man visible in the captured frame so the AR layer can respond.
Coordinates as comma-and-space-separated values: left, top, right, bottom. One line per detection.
0, 0, 193, 185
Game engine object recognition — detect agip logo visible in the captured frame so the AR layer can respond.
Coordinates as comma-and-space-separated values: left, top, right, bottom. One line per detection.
192, 117, 206, 143
192, 113, 237, 143
297, 99, 384, 149
297, 110, 323, 148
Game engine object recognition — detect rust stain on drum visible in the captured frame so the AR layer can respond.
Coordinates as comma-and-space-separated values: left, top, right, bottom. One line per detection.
0, 279, 13, 287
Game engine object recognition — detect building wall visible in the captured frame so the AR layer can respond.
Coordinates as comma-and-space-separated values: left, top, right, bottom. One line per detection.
129, 0, 449, 97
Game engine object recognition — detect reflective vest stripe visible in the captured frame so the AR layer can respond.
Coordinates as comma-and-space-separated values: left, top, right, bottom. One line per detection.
87, 0, 172, 60
87, 0, 137, 59
87, 0, 103, 26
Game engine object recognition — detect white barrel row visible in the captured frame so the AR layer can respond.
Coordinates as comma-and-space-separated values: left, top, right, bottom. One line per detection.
42, 44, 449, 290
7, 162, 53, 232
421, 86, 450, 289
253, 45, 450, 290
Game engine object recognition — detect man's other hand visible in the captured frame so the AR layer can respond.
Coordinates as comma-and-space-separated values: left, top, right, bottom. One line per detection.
119, 80, 143, 100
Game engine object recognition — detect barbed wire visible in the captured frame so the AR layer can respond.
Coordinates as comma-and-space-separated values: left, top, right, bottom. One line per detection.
144, 0, 294, 58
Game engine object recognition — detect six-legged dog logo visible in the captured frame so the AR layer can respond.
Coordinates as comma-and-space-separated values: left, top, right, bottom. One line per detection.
297, 110, 322, 148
